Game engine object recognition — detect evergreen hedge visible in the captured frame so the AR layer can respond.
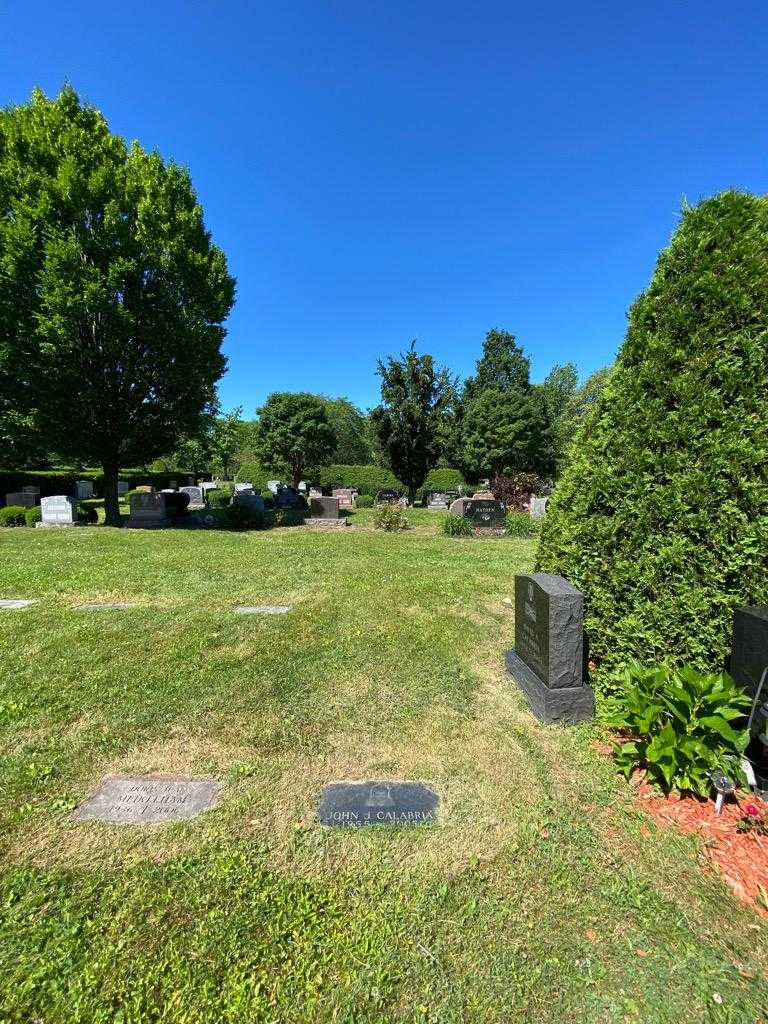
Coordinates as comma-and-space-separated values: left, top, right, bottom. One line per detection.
536, 191, 768, 677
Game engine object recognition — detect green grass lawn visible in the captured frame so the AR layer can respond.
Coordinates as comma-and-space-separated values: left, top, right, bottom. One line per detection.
1, 509, 766, 1023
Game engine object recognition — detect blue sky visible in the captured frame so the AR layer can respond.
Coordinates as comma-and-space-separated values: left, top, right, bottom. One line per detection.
2, 2, 767, 414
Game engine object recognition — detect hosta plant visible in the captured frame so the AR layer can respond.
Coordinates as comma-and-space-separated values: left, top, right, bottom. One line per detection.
604, 663, 751, 796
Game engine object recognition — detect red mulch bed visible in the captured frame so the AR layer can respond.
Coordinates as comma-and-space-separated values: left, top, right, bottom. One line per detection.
592, 743, 768, 919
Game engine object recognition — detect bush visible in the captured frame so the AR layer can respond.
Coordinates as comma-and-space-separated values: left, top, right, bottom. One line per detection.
224, 503, 264, 531
318, 464, 402, 497
24, 506, 42, 527
536, 192, 768, 677
423, 468, 465, 492
355, 494, 374, 508
373, 503, 409, 532
261, 491, 275, 509
207, 488, 232, 509
76, 506, 98, 524
0, 505, 27, 526
491, 473, 542, 511
234, 462, 272, 492
267, 509, 308, 528
603, 664, 751, 796
442, 513, 474, 537
505, 511, 539, 538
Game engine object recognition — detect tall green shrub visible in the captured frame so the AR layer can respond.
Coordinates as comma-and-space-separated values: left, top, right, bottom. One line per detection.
536, 191, 768, 675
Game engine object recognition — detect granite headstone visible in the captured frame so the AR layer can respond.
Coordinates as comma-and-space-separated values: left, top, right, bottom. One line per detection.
39, 495, 75, 527
318, 781, 439, 828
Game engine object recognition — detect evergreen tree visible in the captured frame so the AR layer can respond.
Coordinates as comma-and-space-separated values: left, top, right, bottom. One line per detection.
462, 387, 553, 478
254, 392, 336, 488
370, 341, 453, 503
537, 191, 768, 677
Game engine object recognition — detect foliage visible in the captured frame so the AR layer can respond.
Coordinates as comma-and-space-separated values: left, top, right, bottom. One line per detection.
355, 494, 374, 508
318, 464, 402, 497
537, 191, 768, 675
423, 467, 465, 492
254, 393, 336, 489
553, 365, 613, 471
206, 488, 232, 509
23, 505, 41, 527
372, 502, 410, 531
268, 508, 308, 528
736, 804, 768, 835
536, 363, 578, 472
317, 397, 374, 464
603, 664, 751, 796
461, 388, 553, 478
464, 328, 530, 400
0, 505, 26, 526
233, 462, 272, 492
76, 505, 98, 524
505, 511, 539, 538
490, 472, 543, 511
0, 86, 235, 525
223, 503, 263, 531
370, 341, 455, 503
442, 513, 474, 537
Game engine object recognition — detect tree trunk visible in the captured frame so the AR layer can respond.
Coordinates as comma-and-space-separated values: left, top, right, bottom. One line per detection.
102, 459, 122, 527
408, 484, 417, 506
292, 458, 302, 490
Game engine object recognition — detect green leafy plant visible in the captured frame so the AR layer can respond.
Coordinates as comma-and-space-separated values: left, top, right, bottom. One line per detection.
442, 513, 473, 537
355, 494, 374, 508
505, 511, 539, 538
372, 503, 409, 532
736, 802, 768, 835
207, 488, 232, 509
24, 506, 41, 527
223, 503, 263, 531
603, 663, 751, 795
0, 505, 27, 527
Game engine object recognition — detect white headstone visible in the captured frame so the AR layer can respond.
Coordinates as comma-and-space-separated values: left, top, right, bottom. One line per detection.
200, 481, 217, 493
530, 496, 549, 519
267, 480, 281, 494
234, 482, 253, 493
180, 485, 204, 508
40, 495, 75, 527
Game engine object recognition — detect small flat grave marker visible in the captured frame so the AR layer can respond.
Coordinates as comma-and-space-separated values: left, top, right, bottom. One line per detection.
234, 604, 291, 615
319, 781, 439, 828
76, 602, 139, 611
0, 599, 36, 609
73, 775, 220, 824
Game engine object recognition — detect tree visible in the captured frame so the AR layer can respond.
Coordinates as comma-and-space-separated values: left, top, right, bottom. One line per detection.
461, 387, 553, 479
317, 397, 374, 464
535, 362, 578, 473
370, 341, 454, 504
0, 87, 235, 524
254, 392, 336, 488
536, 191, 768, 679
552, 365, 612, 472
464, 328, 530, 401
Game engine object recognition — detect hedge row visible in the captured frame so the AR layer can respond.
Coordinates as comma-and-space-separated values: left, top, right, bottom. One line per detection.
0, 468, 196, 503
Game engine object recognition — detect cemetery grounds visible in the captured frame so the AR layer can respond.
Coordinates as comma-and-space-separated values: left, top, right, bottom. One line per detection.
1, 509, 767, 1023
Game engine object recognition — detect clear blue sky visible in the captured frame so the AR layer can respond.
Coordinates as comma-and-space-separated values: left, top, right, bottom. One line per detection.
2, 2, 767, 414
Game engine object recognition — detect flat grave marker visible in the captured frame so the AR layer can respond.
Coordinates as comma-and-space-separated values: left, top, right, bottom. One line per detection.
76, 602, 140, 611
73, 775, 220, 824
234, 604, 291, 615
0, 599, 36, 609
319, 781, 439, 828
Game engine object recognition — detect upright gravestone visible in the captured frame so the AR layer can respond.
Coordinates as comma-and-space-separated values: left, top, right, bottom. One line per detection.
449, 496, 469, 516
731, 606, 768, 700
75, 480, 95, 500
180, 485, 205, 509
463, 498, 506, 529
309, 487, 323, 499
234, 482, 253, 494
200, 481, 217, 494
267, 480, 281, 495
505, 573, 593, 724
530, 496, 549, 519
39, 495, 75, 527
233, 489, 265, 514
117, 481, 129, 497
5, 491, 36, 507
307, 495, 349, 528
127, 491, 169, 529
333, 488, 355, 510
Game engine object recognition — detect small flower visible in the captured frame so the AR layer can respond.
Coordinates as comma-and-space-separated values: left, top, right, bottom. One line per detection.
743, 803, 761, 817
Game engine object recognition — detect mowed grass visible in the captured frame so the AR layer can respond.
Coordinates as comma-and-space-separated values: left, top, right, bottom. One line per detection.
0, 509, 766, 1023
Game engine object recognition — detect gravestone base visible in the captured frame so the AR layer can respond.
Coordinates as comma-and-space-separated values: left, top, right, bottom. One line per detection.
304, 517, 351, 529
125, 518, 170, 530
506, 650, 594, 724
35, 521, 79, 529
474, 526, 506, 537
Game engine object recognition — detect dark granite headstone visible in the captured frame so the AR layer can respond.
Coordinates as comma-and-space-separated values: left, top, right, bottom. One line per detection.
464, 499, 506, 528
73, 775, 220, 823
127, 491, 169, 528
276, 485, 304, 509
506, 573, 593, 724
731, 606, 768, 700
319, 781, 439, 827
310, 496, 340, 519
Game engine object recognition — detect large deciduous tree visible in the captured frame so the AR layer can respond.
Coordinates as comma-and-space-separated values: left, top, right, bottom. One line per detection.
0, 86, 235, 524
254, 392, 336, 488
370, 341, 454, 504
317, 396, 373, 464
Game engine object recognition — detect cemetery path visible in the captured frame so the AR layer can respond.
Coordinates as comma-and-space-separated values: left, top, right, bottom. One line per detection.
0, 512, 766, 1023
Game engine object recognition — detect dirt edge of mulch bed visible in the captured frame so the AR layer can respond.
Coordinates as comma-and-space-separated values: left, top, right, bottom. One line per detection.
591, 741, 768, 920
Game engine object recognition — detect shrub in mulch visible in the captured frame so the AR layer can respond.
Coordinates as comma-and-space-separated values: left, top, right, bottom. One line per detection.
610, 752, 768, 919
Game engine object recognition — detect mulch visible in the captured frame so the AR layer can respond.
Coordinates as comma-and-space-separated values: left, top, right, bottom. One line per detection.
592, 742, 768, 919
